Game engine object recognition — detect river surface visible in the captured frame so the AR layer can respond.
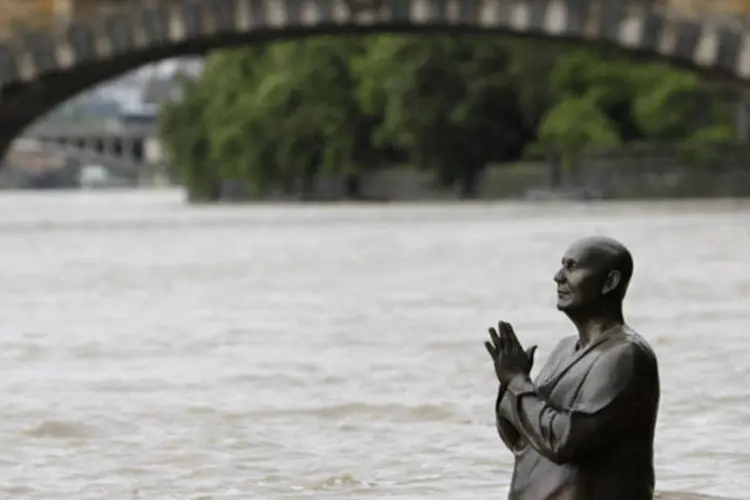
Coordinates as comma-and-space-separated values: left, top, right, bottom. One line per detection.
0, 189, 748, 499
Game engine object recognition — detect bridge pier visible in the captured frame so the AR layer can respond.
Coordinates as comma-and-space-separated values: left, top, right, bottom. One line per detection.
120, 136, 139, 164
104, 136, 116, 157
13, 119, 162, 188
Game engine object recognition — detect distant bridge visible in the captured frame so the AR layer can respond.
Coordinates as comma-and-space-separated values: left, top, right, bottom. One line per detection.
1, 0, 750, 164
9, 138, 139, 182
25, 121, 162, 165
3, 117, 166, 184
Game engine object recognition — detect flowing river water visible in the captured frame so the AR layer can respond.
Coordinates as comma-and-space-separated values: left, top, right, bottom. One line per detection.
0, 189, 747, 499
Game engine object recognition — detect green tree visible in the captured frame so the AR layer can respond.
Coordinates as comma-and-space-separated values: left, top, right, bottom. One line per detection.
159, 35, 740, 202
249, 39, 367, 197
159, 74, 218, 201
353, 36, 528, 197
534, 95, 621, 176
631, 67, 702, 140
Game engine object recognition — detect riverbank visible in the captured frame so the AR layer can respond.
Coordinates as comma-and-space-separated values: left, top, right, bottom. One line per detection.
210, 161, 750, 203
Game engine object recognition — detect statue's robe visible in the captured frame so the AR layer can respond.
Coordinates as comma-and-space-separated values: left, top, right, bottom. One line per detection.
495, 326, 660, 500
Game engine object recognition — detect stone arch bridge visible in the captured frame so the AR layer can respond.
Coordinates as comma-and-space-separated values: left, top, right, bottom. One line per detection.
1, 0, 750, 165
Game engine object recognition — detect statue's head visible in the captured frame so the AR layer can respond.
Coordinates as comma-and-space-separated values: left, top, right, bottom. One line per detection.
554, 236, 633, 318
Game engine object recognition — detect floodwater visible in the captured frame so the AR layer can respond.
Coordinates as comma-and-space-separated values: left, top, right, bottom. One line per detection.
0, 189, 747, 499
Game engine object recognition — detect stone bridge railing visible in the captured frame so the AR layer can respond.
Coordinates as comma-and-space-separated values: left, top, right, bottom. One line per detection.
0, 0, 745, 40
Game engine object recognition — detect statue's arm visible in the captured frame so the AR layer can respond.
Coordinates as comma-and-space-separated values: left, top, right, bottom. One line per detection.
497, 343, 656, 465
494, 338, 569, 454
495, 385, 525, 453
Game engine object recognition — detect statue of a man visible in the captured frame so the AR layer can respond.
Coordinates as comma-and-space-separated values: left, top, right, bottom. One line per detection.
484, 236, 660, 500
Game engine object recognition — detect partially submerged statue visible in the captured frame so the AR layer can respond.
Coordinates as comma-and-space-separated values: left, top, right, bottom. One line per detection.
484, 236, 660, 500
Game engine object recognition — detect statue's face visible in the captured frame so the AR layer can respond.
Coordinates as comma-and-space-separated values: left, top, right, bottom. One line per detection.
553, 240, 609, 314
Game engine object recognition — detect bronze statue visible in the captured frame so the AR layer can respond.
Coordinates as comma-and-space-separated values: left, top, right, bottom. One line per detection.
485, 236, 660, 500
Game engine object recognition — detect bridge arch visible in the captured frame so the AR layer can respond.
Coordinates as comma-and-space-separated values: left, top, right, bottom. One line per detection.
1, 0, 749, 162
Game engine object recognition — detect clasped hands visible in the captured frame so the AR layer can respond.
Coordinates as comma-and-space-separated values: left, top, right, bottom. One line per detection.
484, 321, 537, 386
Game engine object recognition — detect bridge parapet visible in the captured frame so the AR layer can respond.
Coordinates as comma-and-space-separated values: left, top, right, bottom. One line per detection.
0, 1, 745, 36
0, 0, 747, 89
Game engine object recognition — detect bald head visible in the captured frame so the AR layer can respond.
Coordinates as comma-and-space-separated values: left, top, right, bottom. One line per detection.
568, 236, 633, 297
555, 236, 634, 315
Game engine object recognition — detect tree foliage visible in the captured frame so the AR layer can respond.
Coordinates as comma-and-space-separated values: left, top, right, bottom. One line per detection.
159, 35, 738, 200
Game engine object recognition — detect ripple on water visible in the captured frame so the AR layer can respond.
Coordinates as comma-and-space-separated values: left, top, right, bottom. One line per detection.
308, 473, 377, 491
23, 420, 99, 440
244, 402, 465, 423
1, 193, 749, 499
